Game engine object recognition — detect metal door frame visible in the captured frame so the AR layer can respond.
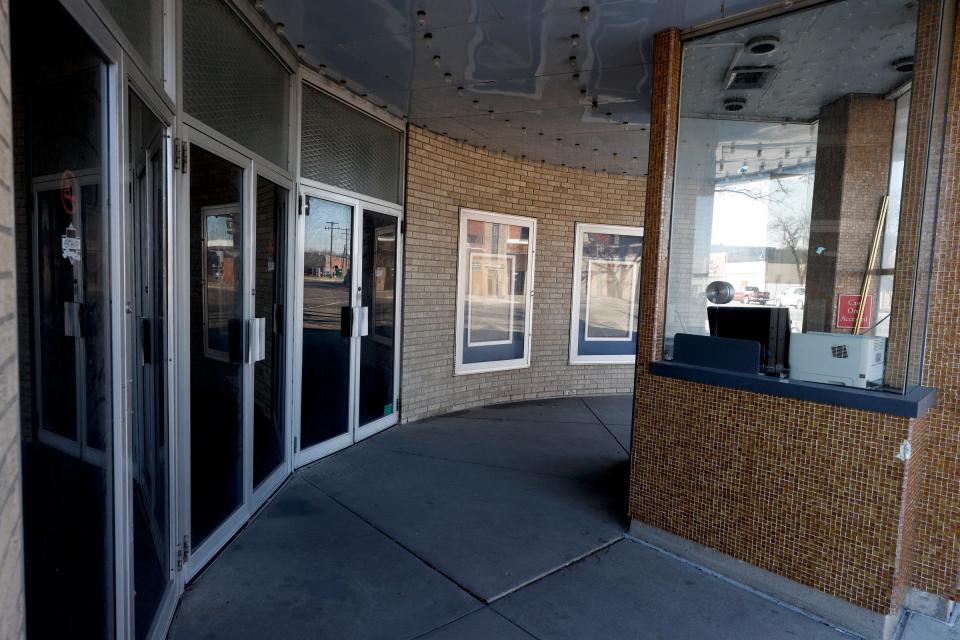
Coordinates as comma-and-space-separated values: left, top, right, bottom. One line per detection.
293, 181, 403, 467
176, 124, 255, 582
355, 201, 403, 442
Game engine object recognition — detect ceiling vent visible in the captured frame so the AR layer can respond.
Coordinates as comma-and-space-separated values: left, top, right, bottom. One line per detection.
891, 56, 914, 73
723, 96, 747, 112
746, 35, 780, 55
725, 66, 775, 90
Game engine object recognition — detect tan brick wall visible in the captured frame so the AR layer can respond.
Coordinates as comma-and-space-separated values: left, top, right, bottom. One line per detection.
0, 0, 25, 635
401, 126, 646, 421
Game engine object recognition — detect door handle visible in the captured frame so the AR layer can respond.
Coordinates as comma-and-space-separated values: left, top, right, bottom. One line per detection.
141, 317, 152, 364
340, 306, 352, 338
357, 306, 369, 337
64, 301, 82, 337
249, 318, 266, 363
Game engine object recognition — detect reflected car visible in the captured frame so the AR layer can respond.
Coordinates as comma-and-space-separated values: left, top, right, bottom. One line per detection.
776, 286, 805, 309
733, 286, 770, 304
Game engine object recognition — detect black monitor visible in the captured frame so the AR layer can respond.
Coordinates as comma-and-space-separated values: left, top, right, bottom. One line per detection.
707, 306, 791, 375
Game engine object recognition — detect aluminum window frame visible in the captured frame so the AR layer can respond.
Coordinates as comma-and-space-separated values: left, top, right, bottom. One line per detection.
455, 208, 537, 376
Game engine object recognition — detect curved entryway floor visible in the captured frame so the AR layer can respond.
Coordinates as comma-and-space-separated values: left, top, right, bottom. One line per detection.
168, 395, 850, 640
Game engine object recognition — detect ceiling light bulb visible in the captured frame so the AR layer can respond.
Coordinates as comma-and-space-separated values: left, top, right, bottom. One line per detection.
275, 22, 285, 35
622, 120, 629, 130
556, 138, 562, 146
423, 33, 433, 47
444, 72, 453, 83
457, 86, 464, 96
571, 33, 580, 47
521, 127, 527, 135
433, 55, 441, 67
296, 44, 306, 57
580, 88, 587, 98
633, 156, 639, 163
416, 10, 426, 27
569, 55, 578, 68
580, 6, 590, 22
571, 72, 580, 86
488, 109, 495, 119
473, 99, 480, 109
505, 119, 511, 127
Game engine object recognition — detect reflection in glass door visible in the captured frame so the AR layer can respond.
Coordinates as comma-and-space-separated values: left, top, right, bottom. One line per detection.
298, 195, 354, 452
187, 144, 245, 549
128, 91, 173, 640
296, 191, 401, 463
253, 177, 288, 489
16, 3, 115, 635
358, 210, 399, 430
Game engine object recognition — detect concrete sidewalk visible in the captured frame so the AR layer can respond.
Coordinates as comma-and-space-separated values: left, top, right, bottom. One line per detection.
168, 395, 955, 640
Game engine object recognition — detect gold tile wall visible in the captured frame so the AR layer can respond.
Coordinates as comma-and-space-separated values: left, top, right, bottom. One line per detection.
630, 13, 960, 614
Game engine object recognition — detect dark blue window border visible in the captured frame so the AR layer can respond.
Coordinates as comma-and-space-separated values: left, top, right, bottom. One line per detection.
648, 360, 937, 418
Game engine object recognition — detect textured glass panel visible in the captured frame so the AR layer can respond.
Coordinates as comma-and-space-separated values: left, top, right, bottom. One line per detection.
100, 0, 163, 79
183, 0, 290, 167
301, 84, 402, 203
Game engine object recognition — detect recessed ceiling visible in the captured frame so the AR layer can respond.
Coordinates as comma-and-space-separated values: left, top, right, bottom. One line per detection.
261, 0, 809, 176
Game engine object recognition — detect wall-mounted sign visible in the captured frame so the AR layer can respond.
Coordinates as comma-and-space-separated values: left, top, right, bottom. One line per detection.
836, 293, 874, 330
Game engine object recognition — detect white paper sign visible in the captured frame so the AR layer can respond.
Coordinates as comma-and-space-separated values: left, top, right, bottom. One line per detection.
61, 235, 80, 265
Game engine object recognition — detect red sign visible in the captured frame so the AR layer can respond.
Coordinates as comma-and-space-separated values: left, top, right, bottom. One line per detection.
836, 294, 874, 331
60, 170, 78, 216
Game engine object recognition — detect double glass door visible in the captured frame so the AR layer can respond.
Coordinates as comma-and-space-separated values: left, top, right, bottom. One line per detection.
180, 128, 290, 578
295, 188, 401, 465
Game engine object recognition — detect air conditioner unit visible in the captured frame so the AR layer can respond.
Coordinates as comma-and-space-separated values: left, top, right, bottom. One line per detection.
788, 332, 886, 389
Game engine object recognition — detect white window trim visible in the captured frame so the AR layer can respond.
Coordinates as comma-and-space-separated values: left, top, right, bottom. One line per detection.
569, 222, 644, 365
455, 208, 536, 375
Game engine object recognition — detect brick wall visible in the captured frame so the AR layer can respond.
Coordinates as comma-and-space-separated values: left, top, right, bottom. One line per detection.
911, 0, 960, 602
631, 27, 922, 616
401, 126, 646, 421
0, 0, 25, 634
633, 4, 960, 617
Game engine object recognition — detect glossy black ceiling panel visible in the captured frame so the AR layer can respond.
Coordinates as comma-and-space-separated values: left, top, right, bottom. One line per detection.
264, 0, 789, 175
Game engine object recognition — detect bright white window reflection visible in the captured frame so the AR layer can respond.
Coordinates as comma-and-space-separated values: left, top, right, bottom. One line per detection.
571, 224, 644, 364
456, 209, 536, 374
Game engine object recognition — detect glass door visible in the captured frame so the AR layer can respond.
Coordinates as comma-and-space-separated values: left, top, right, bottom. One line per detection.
295, 189, 401, 465
179, 128, 293, 580
251, 175, 289, 496
128, 90, 174, 640
356, 207, 401, 438
295, 191, 356, 463
181, 133, 248, 576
